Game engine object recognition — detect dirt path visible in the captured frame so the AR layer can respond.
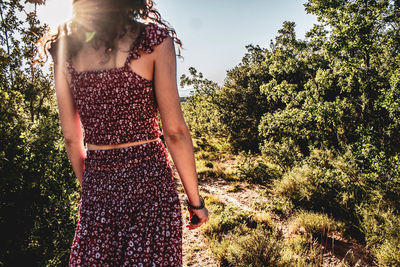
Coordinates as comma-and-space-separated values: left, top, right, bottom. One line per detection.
173, 165, 269, 267
173, 164, 373, 267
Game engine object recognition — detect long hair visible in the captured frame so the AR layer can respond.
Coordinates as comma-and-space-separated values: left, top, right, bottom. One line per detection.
44, 0, 182, 61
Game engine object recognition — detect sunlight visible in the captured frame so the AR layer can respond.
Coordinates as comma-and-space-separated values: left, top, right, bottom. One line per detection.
37, 0, 73, 31
38, 0, 121, 34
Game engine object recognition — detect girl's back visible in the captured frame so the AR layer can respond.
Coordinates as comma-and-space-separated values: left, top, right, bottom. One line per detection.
65, 23, 169, 146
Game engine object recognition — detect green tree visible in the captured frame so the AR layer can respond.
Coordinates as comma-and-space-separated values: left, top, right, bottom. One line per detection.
216, 45, 271, 152
180, 67, 222, 138
304, 0, 400, 155
258, 0, 400, 159
0, 0, 78, 265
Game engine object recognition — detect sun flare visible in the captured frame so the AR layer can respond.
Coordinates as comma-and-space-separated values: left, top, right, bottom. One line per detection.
37, 0, 73, 32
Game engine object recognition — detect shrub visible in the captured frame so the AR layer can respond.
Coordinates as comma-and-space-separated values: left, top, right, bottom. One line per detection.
196, 159, 231, 181
273, 149, 367, 236
226, 225, 284, 267
272, 164, 318, 206
360, 205, 400, 266
202, 195, 283, 266
255, 195, 294, 218
281, 234, 321, 266
236, 152, 281, 184
260, 138, 303, 171
194, 138, 231, 161
180, 68, 222, 140
195, 137, 217, 152
252, 212, 274, 229
374, 239, 400, 266
202, 205, 258, 237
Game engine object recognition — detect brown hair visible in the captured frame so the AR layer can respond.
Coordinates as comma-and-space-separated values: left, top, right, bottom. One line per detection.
45, 0, 182, 61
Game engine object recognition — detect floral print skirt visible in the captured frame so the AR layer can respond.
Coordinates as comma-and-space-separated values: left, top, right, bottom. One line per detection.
69, 139, 182, 266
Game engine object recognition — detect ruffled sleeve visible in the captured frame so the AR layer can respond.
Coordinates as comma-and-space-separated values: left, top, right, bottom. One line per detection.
143, 23, 170, 51
126, 23, 170, 62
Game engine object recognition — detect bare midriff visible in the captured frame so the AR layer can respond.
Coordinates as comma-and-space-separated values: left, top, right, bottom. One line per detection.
87, 137, 160, 151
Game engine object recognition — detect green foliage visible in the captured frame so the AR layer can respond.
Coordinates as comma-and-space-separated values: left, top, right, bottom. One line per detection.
181, 45, 273, 153
380, 69, 400, 150
188, 0, 398, 156
202, 195, 284, 266
367, 152, 400, 213
235, 152, 281, 184
256, 0, 400, 158
180, 67, 222, 138
215, 45, 272, 152
360, 205, 400, 266
260, 138, 303, 170
181, 0, 400, 263
281, 235, 321, 266
224, 226, 284, 267
273, 149, 367, 235
0, 0, 78, 265
259, 196, 294, 218
202, 204, 258, 237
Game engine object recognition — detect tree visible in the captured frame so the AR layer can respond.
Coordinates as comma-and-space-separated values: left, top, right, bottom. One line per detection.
180, 67, 222, 138
258, 1, 400, 159
0, 1, 78, 265
216, 45, 271, 152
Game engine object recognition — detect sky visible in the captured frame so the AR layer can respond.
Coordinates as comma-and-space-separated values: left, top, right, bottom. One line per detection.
37, 0, 318, 97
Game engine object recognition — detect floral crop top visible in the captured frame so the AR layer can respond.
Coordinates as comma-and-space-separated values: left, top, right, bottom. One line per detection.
66, 23, 169, 145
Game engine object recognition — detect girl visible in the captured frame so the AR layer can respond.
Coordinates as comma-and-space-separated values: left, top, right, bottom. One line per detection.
46, 0, 208, 265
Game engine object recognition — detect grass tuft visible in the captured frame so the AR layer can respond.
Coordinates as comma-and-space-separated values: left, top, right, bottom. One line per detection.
290, 210, 345, 238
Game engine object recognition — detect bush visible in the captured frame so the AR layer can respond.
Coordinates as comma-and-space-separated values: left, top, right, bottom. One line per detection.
225, 225, 284, 267
236, 152, 281, 184
273, 149, 367, 236
374, 240, 400, 266
180, 68, 222, 139
202, 195, 283, 266
260, 138, 303, 171
281, 234, 321, 266
214, 45, 271, 153
255, 195, 294, 218
196, 158, 231, 181
360, 205, 400, 266
202, 205, 258, 237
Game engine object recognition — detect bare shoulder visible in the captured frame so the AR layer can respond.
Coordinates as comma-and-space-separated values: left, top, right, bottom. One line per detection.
152, 35, 175, 60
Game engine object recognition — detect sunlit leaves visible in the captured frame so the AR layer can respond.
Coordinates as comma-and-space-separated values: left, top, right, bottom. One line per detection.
0, 0, 78, 265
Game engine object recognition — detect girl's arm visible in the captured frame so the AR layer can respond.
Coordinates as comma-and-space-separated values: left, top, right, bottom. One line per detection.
153, 36, 208, 229
52, 50, 86, 186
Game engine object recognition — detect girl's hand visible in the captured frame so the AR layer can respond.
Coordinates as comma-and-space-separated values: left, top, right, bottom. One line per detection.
186, 206, 209, 230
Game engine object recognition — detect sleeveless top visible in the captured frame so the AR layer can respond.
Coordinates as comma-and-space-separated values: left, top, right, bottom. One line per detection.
66, 23, 169, 145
